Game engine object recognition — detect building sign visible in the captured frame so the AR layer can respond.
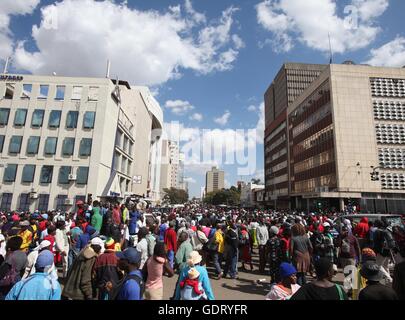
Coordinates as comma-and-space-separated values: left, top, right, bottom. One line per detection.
0, 75, 23, 81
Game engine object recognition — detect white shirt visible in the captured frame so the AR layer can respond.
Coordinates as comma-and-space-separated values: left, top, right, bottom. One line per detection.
136, 238, 148, 269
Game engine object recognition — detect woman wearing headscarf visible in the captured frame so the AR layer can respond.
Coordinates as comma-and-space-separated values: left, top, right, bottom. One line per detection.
266, 262, 301, 300
174, 251, 214, 300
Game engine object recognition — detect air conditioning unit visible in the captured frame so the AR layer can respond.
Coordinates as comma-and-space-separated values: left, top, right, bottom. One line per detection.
64, 198, 73, 205
68, 174, 77, 181
30, 192, 38, 199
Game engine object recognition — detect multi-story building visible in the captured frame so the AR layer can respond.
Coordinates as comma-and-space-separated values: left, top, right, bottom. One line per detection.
264, 63, 327, 209
205, 166, 224, 193
287, 64, 405, 213
0, 73, 163, 212
240, 182, 265, 208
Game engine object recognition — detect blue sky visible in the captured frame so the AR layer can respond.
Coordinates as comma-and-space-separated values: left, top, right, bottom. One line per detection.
1, 0, 405, 198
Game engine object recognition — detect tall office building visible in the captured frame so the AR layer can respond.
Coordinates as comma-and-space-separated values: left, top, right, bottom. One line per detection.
287, 63, 405, 213
205, 166, 225, 193
264, 63, 327, 208
0, 73, 163, 211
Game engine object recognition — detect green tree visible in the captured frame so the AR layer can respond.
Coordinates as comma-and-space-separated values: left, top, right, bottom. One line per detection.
251, 178, 261, 184
203, 187, 240, 206
163, 188, 189, 205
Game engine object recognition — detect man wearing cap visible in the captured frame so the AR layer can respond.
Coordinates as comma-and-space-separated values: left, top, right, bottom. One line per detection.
22, 240, 55, 279
18, 220, 33, 252
359, 260, 398, 300
5, 250, 61, 300
62, 237, 104, 300
115, 248, 144, 300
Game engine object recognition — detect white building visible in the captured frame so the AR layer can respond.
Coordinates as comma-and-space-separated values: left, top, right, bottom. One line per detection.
0, 73, 163, 211
240, 182, 265, 208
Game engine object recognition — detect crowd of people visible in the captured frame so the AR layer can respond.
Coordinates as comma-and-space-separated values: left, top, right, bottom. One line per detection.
1, 199, 405, 300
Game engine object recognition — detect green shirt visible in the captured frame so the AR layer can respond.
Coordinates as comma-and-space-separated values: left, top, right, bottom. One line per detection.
91, 207, 102, 232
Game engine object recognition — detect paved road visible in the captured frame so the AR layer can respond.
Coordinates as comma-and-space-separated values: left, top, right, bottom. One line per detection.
162, 252, 346, 300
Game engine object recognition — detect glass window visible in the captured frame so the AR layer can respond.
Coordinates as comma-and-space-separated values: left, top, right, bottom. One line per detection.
40, 166, 53, 183
123, 137, 128, 153
58, 166, 71, 184
0, 193, 13, 212
31, 109, 45, 127
27, 136, 40, 155
55, 86, 65, 100
48, 110, 62, 128
79, 138, 92, 156
0, 108, 10, 125
14, 108, 28, 126
19, 193, 30, 212
21, 84, 32, 99
77, 167, 89, 184
83, 112, 96, 129
9, 136, 23, 154
115, 130, 122, 147
22, 165, 36, 183
72, 86, 83, 100
38, 85, 49, 99
62, 137, 75, 156
88, 87, 99, 101
0, 135, 4, 153
56, 195, 68, 210
44, 137, 57, 155
66, 111, 79, 128
38, 194, 49, 212
4, 164, 17, 182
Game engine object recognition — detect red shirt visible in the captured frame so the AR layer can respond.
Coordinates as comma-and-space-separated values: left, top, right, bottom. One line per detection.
164, 228, 177, 252
39, 220, 47, 232
44, 234, 55, 253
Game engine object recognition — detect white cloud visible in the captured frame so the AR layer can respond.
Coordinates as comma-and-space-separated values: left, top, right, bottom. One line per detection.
256, 0, 389, 53
214, 110, 231, 126
184, 177, 197, 184
165, 100, 195, 115
0, 0, 40, 59
363, 37, 405, 67
232, 34, 245, 49
247, 105, 257, 112
253, 169, 265, 182
255, 103, 265, 144
189, 113, 203, 121
13, 0, 242, 86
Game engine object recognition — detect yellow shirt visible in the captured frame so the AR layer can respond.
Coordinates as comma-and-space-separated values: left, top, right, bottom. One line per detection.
215, 230, 225, 254
19, 229, 33, 252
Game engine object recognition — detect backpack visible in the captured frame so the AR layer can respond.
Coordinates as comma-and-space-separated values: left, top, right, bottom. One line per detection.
109, 273, 145, 300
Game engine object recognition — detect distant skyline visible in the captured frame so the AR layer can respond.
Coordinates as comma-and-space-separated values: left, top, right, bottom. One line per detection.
1, 0, 405, 197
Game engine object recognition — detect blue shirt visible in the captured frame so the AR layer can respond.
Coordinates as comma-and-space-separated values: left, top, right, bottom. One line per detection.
5, 273, 61, 300
159, 223, 168, 241
174, 265, 215, 300
118, 270, 143, 300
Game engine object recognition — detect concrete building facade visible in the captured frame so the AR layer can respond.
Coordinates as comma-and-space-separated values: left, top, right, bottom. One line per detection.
0, 73, 163, 212
205, 167, 225, 193
287, 64, 405, 213
240, 182, 265, 208
264, 63, 327, 209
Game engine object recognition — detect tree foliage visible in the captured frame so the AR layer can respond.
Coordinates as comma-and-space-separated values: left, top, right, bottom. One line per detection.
203, 187, 240, 206
163, 188, 189, 205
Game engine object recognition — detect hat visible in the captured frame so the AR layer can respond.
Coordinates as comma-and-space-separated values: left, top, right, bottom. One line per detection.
34, 240, 51, 251
105, 238, 116, 250
35, 250, 54, 270
116, 248, 141, 264
187, 251, 202, 266
270, 226, 279, 236
12, 215, 20, 222
360, 261, 383, 282
41, 213, 48, 220
322, 222, 331, 228
279, 263, 297, 278
362, 248, 377, 261
19, 220, 30, 227
76, 200, 84, 205
90, 237, 105, 254
188, 267, 200, 280
169, 220, 176, 228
